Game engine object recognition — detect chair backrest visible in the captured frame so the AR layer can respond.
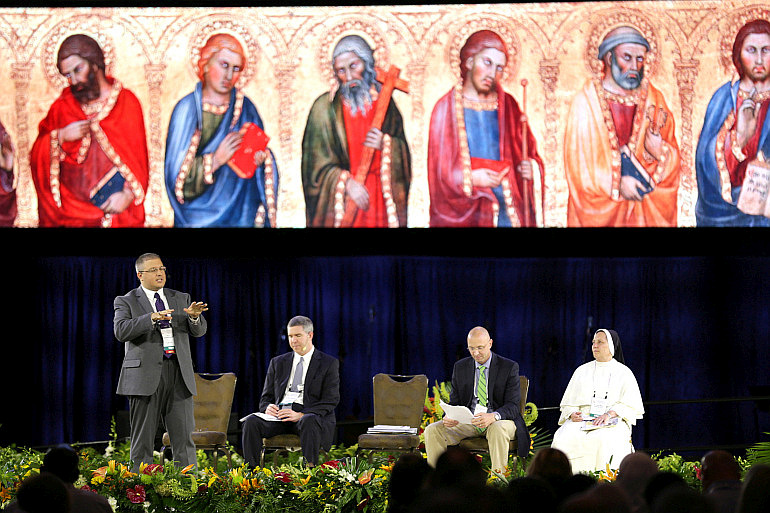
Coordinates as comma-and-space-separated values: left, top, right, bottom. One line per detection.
372, 374, 428, 427
193, 372, 237, 433
519, 375, 529, 416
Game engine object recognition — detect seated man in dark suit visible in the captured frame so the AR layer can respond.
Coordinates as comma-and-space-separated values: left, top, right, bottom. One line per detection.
241, 315, 340, 467
424, 326, 528, 473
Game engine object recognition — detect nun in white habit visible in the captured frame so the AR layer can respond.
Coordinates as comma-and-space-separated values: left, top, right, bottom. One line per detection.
551, 329, 644, 473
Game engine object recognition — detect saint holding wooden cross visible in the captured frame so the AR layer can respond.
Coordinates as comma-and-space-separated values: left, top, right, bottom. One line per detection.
301, 34, 412, 228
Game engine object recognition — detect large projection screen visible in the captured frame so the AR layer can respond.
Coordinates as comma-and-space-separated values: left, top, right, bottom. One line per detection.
1, 2, 768, 228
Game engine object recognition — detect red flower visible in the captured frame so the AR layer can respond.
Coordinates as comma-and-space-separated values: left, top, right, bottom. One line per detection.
321, 460, 340, 470
142, 464, 164, 475
274, 472, 292, 483
695, 464, 702, 481
126, 485, 146, 504
357, 494, 370, 510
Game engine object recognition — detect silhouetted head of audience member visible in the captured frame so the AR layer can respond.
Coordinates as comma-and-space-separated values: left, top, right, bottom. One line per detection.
615, 452, 659, 513
387, 452, 432, 513
506, 475, 558, 513
40, 445, 80, 485
429, 446, 487, 490
651, 485, 715, 513
700, 450, 741, 493
558, 482, 631, 513
16, 472, 71, 513
560, 473, 597, 503
408, 482, 507, 513
643, 471, 689, 511
736, 464, 770, 513
527, 447, 573, 492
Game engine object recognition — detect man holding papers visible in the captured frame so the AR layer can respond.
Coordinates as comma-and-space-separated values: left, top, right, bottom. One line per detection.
423, 326, 529, 473
241, 316, 340, 467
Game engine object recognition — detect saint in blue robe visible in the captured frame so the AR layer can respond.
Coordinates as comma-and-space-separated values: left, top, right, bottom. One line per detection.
464, 108, 512, 227
695, 81, 770, 226
164, 82, 279, 227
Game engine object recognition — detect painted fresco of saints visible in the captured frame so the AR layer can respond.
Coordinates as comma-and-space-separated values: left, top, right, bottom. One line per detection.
564, 26, 681, 227
30, 34, 149, 227
301, 34, 411, 227
0, 120, 16, 227
695, 19, 770, 226
427, 30, 545, 227
164, 33, 278, 228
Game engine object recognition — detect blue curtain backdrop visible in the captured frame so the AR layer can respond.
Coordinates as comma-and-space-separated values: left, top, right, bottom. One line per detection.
6, 229, 770, 456
3, 228, 769, 458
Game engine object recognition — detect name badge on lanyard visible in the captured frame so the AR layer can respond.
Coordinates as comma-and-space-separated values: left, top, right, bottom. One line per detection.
161, 327, 175, 353
589, 396, 609, 417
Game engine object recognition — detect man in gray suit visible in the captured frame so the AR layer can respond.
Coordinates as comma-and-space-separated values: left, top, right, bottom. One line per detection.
114, 252, 208, 471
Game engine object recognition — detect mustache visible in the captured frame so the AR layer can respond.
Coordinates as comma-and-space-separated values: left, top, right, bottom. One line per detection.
71, 68, 100, 103
340, 78, 374, 116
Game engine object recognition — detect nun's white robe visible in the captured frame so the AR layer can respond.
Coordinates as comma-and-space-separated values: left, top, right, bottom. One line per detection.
551, 359, 644, 473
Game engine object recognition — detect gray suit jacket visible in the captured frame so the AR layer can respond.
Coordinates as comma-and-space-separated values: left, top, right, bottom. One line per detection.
113, 286, 207, 396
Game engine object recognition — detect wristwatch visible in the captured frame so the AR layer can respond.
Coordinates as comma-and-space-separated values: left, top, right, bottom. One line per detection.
494, 412, 501, 421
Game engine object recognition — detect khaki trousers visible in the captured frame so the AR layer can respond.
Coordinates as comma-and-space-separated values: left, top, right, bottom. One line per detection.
423, 419, 516, 472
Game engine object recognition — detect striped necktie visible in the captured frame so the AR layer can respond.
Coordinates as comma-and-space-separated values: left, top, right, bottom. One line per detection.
476, 367, 488, 432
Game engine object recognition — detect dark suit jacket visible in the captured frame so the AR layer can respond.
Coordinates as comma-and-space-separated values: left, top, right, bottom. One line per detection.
449, 352, 529, 456
259, 349, 340, 444
113, 286, 207, 396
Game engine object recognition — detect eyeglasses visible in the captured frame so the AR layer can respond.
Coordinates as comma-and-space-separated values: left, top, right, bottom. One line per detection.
138, 267, 167, 274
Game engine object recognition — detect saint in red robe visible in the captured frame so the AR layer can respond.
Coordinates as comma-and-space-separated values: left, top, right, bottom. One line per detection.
427, 84, 545, 227
30, 78, 149, 227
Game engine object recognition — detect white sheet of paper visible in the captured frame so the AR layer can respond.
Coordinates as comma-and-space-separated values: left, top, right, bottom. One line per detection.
239, 412, 281, 422
439, 401, 475, 424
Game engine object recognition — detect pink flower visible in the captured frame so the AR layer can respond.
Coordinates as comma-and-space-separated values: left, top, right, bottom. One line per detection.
142, 464, 164, 475
274, 472, 292, 483
126, 484, 146, 504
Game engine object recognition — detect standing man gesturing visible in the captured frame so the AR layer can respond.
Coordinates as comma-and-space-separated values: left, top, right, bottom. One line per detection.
113, 253, 208, 471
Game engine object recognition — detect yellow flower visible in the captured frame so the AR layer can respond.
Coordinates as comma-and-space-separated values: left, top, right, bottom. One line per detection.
358, 469, 374, 485
1, 485, 12, 502
599, 463, 618, 482
379, 463, 394, 473
181, 464, 195, 474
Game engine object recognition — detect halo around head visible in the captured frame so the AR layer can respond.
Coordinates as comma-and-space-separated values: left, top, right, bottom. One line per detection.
585, 12, 658, 79
44, 21, 115, 91
718, 8, 770, 77
189, 22, 258, 90
449, 19, 521, 85
317, 22, 388, 89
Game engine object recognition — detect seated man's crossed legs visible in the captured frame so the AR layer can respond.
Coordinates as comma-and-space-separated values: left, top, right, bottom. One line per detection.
424, 420, 516, 472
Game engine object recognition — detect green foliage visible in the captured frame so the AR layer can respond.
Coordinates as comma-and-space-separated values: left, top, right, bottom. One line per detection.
651, 452, 702, 490
746, 434, 770, 468
523, 402, 538, 426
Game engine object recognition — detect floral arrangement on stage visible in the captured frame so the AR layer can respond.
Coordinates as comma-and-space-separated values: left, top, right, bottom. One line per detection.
0, 444, 392, 513
2, 425, 766, 511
